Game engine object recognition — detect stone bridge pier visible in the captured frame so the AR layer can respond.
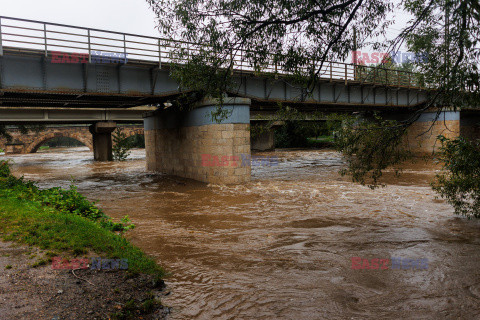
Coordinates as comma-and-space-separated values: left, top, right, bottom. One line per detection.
144, 98, 252, 184
404, 109, 460, 154
379, 109, 460, 154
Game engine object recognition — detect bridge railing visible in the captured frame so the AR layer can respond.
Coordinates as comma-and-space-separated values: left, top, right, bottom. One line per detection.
0, 16, 422, 89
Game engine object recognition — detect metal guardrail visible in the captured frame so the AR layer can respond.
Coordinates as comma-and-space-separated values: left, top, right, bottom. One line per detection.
0, 16, 421, 89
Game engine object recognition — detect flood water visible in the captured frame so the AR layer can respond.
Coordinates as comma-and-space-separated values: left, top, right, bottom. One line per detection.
3, 147, 480, 319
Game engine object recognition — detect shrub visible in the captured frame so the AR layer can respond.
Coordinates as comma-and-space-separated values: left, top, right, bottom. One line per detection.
0, 160, 134, 231
432, 136, 480, 218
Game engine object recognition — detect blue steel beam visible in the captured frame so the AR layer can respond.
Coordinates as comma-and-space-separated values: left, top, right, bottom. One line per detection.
0, 48, 429, 110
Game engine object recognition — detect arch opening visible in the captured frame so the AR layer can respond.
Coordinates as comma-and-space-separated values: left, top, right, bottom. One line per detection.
28, 134, 93, 153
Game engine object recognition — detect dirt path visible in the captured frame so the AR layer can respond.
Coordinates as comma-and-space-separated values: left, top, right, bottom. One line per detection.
0, 241, 170, 320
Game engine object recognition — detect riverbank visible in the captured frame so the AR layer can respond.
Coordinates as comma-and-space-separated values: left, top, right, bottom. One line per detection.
0, 160, 169, 319
0, 241, 169, 319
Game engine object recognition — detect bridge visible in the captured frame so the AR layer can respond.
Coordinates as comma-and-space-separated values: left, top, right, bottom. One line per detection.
0, 16, 466, 184
0, 124, 144, 155
0, 105, 149, 160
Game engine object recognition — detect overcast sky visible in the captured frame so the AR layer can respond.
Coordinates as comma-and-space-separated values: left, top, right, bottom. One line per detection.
2, 0, 160, 37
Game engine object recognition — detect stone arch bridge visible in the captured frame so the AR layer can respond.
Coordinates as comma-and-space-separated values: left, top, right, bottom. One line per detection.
0, 125, 144, 158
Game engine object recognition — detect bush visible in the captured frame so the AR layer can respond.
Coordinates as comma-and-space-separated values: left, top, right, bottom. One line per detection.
432, 136, 480, 218
0, 160, 163, 275
0, 160, 11, 177
331, 113, 411, 187
124, 134, 145, 148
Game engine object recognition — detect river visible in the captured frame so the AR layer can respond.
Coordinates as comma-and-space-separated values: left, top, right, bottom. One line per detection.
3, 147, 480, 319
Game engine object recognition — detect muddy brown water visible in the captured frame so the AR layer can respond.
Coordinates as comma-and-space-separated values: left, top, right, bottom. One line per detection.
2, 147, 480, 319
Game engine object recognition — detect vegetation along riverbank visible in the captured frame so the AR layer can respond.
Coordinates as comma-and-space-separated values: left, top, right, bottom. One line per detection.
0, 160, 169, 319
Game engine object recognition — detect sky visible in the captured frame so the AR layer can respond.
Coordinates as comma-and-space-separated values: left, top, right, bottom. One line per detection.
1, 0, 160, 37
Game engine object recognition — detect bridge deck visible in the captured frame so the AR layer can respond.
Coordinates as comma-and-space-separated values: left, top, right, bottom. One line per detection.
0, 16, 429, 111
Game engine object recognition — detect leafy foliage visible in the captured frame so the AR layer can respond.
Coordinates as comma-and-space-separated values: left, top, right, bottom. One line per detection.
251, 105, 331, 148
112, 129, 132, 161
0, 160, 11, 178
0, 195, 162, 275
44, 136, 84, 148
0, 160, 134, 232
0, 161, 163, 275
147, 0, 393, 97
330, 113, 412, 188
400, 0, 480, 108
432, 136, 480, 218
124, 134, 145, 148
355, 60, 426, 87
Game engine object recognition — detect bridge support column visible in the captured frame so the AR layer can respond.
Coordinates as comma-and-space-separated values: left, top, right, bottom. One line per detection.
403, 109, 460, 154
144, 98, 251, 184
89, 122, 116, 161
251, 127, 275, 151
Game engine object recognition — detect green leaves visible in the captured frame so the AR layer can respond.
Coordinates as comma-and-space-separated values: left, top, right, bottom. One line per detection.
0, 160, 11, 178
147, 0, 392, 99
432, 136, 480, 218
112, 128, 132, 161
402, 0, 480, 108
0, 160, 135, 231
331, 113, 411, 188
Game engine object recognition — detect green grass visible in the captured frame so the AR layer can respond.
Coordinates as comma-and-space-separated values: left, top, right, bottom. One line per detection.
38, 146, 50, 150
306, 135, 335, 148
0, 161, 164, 276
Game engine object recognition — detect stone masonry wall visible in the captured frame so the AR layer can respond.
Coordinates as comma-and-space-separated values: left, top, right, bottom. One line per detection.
0, 125, 143, 154
403, 119, 460, 154
145, 123, 251, 184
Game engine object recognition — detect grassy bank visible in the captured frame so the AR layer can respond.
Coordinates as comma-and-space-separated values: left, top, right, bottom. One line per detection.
0, 160, 164, 277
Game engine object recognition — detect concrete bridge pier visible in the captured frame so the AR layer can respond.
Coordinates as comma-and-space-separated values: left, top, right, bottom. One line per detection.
89, 122, 117, 161
144, 98, 251, 184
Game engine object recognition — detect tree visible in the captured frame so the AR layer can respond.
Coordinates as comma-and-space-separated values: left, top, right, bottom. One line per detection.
147, 0, 393, 99
401, 0, 480, 108
112, 129, 132, 161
